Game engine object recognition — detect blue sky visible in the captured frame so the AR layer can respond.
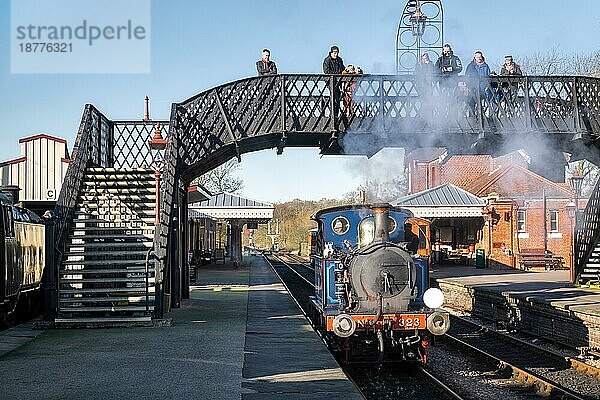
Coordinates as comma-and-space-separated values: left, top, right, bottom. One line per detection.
1, 0, 599, 202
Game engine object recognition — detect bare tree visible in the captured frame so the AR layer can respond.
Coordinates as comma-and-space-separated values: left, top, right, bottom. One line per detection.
520, 45, 568, 75
569, 50, 600, 77
517, 45, 600, 77
191, 159, 244, 194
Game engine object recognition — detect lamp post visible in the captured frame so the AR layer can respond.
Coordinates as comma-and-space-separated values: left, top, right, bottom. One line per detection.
149, 122, 167, 225
569, 170, 584, 284
566, 201, 577, 282
148, 122, 167, 316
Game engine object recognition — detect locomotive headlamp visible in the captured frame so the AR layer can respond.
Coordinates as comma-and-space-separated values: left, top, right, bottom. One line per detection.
427, 312, 450, 336
423, 287, 444, 309
332, 314, 356, 338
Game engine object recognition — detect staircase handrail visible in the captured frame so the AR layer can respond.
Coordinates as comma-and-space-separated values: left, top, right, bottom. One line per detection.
574, 176, 600, 283
54, 104, 111, 254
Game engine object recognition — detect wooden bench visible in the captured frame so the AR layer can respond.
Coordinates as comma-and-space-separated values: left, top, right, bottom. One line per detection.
517, 249, 565, 270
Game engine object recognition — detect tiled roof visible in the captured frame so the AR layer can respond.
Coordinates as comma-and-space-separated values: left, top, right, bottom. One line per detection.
441, 155, 492, 188
465, 164, 574, 198
395, 183, 485, 206
405, 147, 447, 163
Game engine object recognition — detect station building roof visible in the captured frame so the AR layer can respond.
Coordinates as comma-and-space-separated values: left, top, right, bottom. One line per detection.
189, 192, 274, 221
395, 183, 485, 218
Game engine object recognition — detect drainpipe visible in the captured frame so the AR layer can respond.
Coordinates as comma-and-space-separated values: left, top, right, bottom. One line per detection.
510, 202, 515, 268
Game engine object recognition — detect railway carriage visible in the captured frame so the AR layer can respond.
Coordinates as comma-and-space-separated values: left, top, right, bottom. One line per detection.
0, 192, 46, 321
309, 203, 449, 364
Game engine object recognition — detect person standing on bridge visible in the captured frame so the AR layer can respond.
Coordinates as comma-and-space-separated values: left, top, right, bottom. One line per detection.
465, 51, 492, 115
323, 45, 345, 74
256, 48, 278, 76
499, 55, 522, 107
435, 44, 462, 94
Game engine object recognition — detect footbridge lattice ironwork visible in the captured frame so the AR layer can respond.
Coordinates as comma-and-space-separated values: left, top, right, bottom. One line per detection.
53, 74, 600, 321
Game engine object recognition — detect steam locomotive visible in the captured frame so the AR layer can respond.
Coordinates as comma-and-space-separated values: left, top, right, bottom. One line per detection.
309, 203, 449, 364
0, 191, 46, 323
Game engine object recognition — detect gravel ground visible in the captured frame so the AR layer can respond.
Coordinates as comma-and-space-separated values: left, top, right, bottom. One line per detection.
427, 341, 537, 400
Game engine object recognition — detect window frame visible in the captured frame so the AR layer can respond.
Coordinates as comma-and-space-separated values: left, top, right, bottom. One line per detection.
550, 210, 559, 232
517, 210, 526, 233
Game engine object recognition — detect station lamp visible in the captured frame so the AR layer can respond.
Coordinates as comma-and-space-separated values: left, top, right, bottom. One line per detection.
149, 122, 167, 166
569, 169, 584, 220
409, 1, 427, 37
149, 122, 167, 225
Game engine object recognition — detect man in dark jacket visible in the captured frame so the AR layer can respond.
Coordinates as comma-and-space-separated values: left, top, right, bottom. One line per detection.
256, 48, 277, 76
435, 44, 462, 93
323, 45, 345, 74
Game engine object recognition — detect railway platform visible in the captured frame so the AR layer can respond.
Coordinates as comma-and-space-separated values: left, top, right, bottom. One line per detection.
0, 256, 361, 399
432, 264, 600, 351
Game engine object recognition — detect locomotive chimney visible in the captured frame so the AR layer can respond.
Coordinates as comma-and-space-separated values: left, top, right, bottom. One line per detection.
372, 203, 390, 242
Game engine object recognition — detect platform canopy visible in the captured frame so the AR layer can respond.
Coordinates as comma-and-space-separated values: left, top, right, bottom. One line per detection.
395, 183, 485, 218
188, 191, 274, 223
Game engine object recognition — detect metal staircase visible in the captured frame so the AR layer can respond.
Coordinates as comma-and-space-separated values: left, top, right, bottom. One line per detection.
55, 168, 157, 327
581, 246, 600, 284
575, 175, 600, 286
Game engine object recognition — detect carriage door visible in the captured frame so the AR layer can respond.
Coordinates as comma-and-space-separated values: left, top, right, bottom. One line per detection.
3, 206, 19, 298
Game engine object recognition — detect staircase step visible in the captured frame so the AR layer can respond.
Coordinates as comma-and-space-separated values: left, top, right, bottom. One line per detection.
78, 202, 156, 210
79, 188, 155, 195
62, 259, 149, 266
79, 195, 156, 202
59, 296, 154, 304
68, 234, 153, 240
54, 316, 154, 328
73, 211, 155, 218
65, 250, 150, 257
60, 267, 153, 275
58, 306, 153, 312
60, 277, 154, 284
59, 286, 155, 295
67, 242, 153, 249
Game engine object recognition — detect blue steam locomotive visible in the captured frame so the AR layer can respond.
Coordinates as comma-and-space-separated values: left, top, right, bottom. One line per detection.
309, 203, 449, 364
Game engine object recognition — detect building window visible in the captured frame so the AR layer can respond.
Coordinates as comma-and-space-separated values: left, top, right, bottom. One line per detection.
517, 210, 526, 232
550, 210, 559, 232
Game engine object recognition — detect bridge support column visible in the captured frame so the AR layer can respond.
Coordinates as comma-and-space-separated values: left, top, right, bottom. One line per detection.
230, 220, 243, 268
42, 212, 56, 322
181, 197, 190, 300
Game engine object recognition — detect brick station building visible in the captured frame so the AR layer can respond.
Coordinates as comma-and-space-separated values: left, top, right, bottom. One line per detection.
404, 148, 582, 270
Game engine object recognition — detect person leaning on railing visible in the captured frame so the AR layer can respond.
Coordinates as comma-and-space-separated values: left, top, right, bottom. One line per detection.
435, 44, 463, 95
256, 48, 278, 76
499, 55, 522, 106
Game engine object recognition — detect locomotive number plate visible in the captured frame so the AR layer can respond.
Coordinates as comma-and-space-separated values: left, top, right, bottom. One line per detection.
397, 314, 426, 328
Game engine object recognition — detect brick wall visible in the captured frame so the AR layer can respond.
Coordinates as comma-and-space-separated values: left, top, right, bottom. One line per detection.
480, 198, 575, 269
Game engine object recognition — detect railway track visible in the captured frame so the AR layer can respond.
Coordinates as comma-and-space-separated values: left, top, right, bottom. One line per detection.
264, 253, 466, 400
444, 316, 600, 399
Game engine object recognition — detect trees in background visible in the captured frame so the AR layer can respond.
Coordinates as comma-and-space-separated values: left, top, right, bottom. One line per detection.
191, 159, 243, 194
518, 45, 600, 77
